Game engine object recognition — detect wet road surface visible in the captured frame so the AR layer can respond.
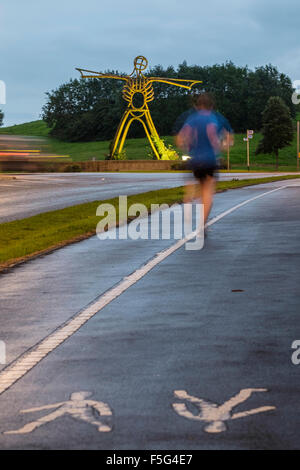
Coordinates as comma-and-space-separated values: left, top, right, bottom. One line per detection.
1, 171, 298, 222
0, 179, 300, 449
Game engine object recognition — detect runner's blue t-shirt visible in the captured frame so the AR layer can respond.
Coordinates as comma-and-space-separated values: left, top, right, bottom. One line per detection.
184, 110, 218, 166
214, 111, 233, 136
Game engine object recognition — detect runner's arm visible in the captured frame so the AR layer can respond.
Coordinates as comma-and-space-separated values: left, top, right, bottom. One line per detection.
206, 123, 220, 154
175, 124, 193, 153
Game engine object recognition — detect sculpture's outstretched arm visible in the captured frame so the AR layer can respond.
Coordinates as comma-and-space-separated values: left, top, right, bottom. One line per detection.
76, 68, 127, 81
149, 77, 202, 90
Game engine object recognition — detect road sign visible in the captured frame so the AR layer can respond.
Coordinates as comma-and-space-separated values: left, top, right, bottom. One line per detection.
248, 135, 253, 139
247, 130, 254, 135
243, 138, 248, 142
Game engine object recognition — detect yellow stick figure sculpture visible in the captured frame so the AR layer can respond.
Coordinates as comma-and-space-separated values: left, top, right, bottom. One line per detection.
76, 56, 202, 160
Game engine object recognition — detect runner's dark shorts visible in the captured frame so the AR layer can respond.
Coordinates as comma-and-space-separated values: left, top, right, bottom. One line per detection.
188, 161, 218, 182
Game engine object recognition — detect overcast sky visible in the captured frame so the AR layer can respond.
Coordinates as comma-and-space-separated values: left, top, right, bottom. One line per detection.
0, 0, 299, 126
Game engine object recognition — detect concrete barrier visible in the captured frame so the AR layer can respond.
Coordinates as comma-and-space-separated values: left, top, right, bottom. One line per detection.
0, 159, 186, 172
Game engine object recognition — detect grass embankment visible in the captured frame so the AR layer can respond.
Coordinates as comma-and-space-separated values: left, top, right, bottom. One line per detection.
0, 120, 50, 137
1, 119, 300, 169
1, 174, 299, 271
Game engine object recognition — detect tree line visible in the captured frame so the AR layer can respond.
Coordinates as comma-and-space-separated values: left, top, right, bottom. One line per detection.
41, 61, 296, 142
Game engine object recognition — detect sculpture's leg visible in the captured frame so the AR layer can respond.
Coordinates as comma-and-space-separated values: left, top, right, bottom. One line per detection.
110, 109, 131, 158
136, 116, 160, 160
143, 111, 162, 159
145, 109, 160, 139
117, 115, 134, 156
116, 114, 160, 160
112, 107, 161, 160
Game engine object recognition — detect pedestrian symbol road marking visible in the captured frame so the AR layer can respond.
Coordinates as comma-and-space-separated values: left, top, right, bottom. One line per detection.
3, 391, 112, 435
173, 388, 275, 433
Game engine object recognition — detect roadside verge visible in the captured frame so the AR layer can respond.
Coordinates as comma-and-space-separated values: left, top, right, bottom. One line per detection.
1, 175, 299, 272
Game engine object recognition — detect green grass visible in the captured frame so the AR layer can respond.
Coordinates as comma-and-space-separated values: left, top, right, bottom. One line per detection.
1, 174, 300, 269
0, 120, 51, 137
1, 119, 300, 169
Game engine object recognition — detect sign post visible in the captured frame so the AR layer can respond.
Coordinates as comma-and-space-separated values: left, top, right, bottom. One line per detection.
297, 121, 299, 171
245, 130, 254, 171
227, 132, 230, 170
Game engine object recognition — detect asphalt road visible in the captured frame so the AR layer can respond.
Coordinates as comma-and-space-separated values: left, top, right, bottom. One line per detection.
0, 171, 299, 222
0, 178, 300, 449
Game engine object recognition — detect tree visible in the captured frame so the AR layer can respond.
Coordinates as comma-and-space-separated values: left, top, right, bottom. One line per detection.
0, 110, 3, 127
256, 96, 294, 169
41, 62, 296, 142
246, 65, 295, 131
41, 76, 125, 141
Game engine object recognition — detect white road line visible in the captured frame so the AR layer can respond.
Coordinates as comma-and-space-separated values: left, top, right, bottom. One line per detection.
0, 183, 289, 396
206, 185, 286, 227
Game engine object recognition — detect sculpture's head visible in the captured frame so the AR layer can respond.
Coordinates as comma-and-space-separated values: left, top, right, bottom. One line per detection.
133, 56, 148, 75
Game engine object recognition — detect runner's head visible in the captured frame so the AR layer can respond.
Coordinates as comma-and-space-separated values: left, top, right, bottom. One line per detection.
193, 92, 215, 111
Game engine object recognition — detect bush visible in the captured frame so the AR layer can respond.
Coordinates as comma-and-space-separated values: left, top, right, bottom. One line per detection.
151, 135, 179, 160
114, 149, 127, 160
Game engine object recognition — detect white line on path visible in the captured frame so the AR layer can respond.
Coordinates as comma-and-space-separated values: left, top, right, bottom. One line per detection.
0, 184, 289, 396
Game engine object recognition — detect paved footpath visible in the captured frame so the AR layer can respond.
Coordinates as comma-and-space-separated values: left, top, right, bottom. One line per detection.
0, 179, 300, 449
